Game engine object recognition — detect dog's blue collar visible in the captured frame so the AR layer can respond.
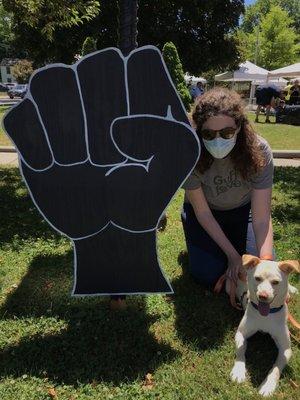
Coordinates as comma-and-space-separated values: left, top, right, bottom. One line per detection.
251, 301, 283, 314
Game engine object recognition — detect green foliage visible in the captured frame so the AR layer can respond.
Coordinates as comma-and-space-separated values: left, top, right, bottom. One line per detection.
241, 0, 274, 33
162, 42, 191, 110
2, 0, 101, 41
259, 6, 299, 69
138, 1, 244, 75
11, 59, 33, 83
237, 4, 299, 69
241, 0, 300, 35
2, 0, 102, 65
2, 1, 243, 72
162, 42, 185, 85
235, 28, 256, 63
279, 0, 300, 33
0, 1, 14, 59
201, 69, 221, 89
81, 36, 97, 56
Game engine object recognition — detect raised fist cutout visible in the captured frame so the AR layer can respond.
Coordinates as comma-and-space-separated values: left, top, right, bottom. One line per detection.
4, 46, 200, 295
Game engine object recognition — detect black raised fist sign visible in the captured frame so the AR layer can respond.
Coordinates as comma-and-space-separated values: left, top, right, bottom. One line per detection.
4, 46, 200, 295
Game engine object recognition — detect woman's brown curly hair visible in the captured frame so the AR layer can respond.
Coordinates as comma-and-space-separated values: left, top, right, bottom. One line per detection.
192, 87, 266, 180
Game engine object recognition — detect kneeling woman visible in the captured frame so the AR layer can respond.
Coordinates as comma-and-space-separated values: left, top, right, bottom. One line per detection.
182, 88, 274, 287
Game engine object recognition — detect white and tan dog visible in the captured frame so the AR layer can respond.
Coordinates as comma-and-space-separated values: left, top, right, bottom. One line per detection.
230, 255, 299, 397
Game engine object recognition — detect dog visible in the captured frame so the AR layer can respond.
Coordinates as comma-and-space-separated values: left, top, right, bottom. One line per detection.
230, 255, 299, 397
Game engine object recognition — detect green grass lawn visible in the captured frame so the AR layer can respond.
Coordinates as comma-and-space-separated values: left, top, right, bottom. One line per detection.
0, 107, 299, 149
247, 113, 300, 150
0, 107, 11, 146
0, 166, 299, 400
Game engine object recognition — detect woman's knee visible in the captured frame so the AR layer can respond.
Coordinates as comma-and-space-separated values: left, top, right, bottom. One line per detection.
191, 266, 224, 287
187, 245, 226, 287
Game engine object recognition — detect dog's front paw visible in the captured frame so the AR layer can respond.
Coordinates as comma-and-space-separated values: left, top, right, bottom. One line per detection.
230, 361, 247, 383
258, 378, 277, 397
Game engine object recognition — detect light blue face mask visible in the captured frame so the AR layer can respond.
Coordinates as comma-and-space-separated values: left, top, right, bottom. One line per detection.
203, 134, 237, 159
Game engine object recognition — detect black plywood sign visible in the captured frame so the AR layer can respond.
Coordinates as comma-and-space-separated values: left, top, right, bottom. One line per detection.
3, 46, 200, 296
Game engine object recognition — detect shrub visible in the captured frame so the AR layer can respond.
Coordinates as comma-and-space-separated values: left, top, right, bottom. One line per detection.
162, 42, 192, 110
82, 37, 97, 56
11, 60, 33, 84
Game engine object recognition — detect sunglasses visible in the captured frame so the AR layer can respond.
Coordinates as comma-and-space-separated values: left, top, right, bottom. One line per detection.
200, 126, 238, 141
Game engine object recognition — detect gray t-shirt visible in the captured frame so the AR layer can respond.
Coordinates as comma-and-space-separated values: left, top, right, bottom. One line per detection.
182, 137, 273, 210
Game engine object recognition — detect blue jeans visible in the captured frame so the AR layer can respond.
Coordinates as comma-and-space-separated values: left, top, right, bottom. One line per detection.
181, 202, 251, 288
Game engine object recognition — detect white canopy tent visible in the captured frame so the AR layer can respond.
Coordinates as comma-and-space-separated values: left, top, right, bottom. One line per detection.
215, 61, 287, 104
215, 60, 287, 85
215, 61, 268, 82
268, 63, 300, 78
184, 73, 206, 85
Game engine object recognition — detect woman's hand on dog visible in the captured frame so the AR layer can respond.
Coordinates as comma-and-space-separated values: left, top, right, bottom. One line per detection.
226, 253, 243, 283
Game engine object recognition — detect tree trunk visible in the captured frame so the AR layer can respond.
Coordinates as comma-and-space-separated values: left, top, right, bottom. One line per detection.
119, 0, 138, 56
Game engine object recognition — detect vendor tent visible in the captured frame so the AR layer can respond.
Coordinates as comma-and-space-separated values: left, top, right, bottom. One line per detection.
215, 61, 287, 105
215, 61, 286, 85
268, 63, 300, 78
184, 73, 206, 84
215, 61, 268, 82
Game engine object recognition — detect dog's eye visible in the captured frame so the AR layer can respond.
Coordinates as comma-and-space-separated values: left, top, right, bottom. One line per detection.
271, 280, 279, 285
255, 277, 262, 282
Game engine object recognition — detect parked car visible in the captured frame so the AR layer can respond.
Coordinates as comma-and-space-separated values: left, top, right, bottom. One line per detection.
4, 82, 17, 90
0, 83, 8, 92
8, 84, 27, 99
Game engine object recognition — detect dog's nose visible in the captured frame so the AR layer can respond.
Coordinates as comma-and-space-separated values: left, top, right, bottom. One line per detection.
258, 292, 269, 301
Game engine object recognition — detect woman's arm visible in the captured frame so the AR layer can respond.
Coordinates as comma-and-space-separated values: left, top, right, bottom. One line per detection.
251, 187, 273, 258
186, 187, 241, 281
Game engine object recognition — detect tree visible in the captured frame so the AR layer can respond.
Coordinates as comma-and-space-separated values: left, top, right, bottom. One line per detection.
2, 0, 101, 41
137, 0, 244, 75
2, 0, 102, 65
0, 1, 14, 59
241, 0, 300, 35
279, 0, 300, 33
3, 1, 244, 74
162, 41, 191, 110
11, 59, 34, 83
235, 28, 257, 64
259, 6, 298, 69
82, 37, 97, 56
237, 5, 299, 69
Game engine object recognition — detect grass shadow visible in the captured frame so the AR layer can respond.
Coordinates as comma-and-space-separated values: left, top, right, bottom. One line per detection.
0, 253, 178, 385
0, 167, 61, 250
273, 167, 300, 186
272, 167, 299, 225
272, 203, 299, 224
245, 332, 297, 388
171, 251, 241, 352
245, 333, 278, 386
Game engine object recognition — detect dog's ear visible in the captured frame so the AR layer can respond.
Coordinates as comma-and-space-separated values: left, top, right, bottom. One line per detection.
242, 254, 260, 269
278, 260, 300, 274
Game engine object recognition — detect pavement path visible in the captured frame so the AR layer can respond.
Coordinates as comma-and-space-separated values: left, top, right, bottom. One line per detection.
0, 151, 18, 166
0, 98, 20, 106
0, 151, 299, 168
273, 158, 300, 167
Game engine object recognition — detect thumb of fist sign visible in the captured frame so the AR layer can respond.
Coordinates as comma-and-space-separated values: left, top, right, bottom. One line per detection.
3, 46, 200, 295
